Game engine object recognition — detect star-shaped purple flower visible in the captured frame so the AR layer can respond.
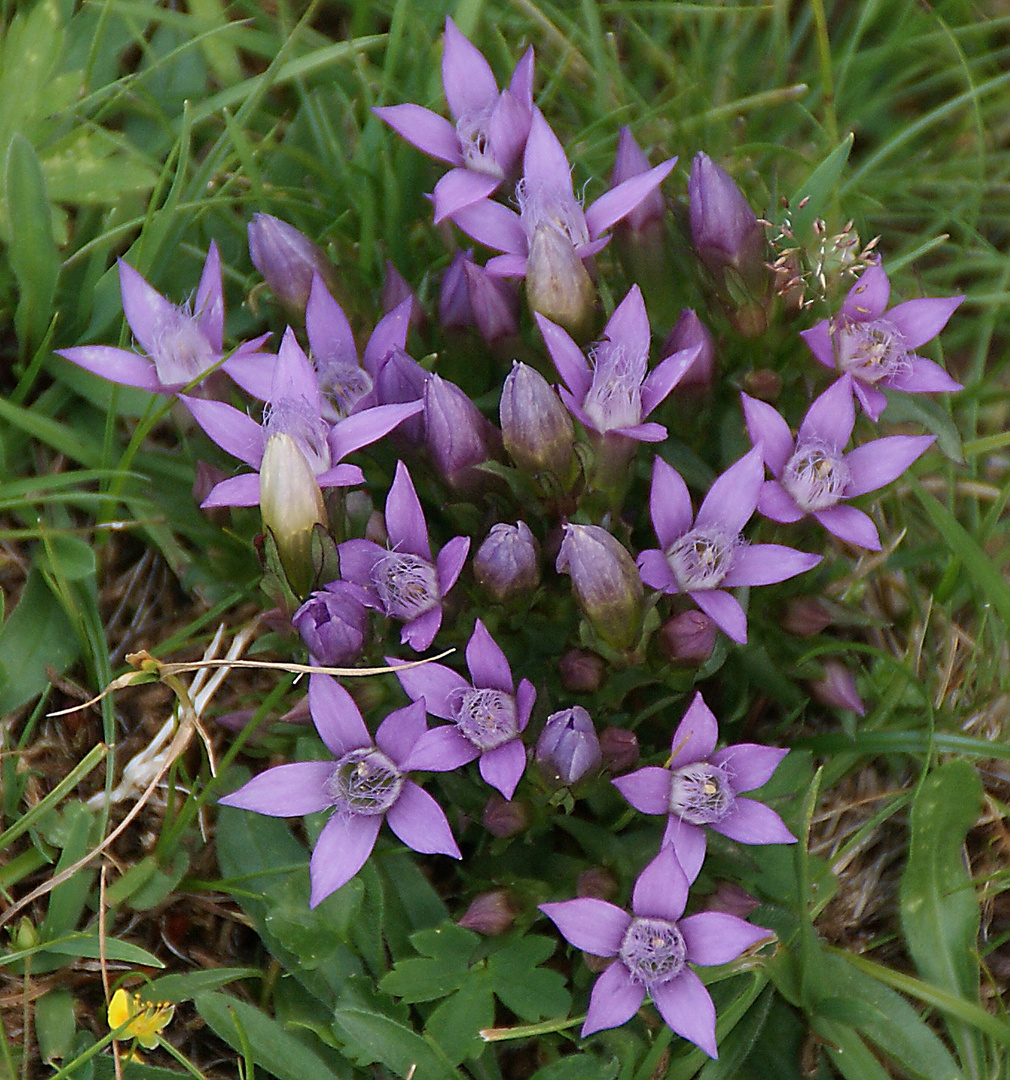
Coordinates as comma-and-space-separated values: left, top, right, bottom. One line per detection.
374, 18, 534, 222
637, 448, 822, 644
742, 375, 935, 550
219, 674, 461, 907
800, 263, 964, 421
450, 109, 675, 279
536, 284, 700, 443
539, 844, 770, 1053
58, 243, 268, 393
182, 328, 421, 508
612, 692, 795, 881
390, 618, 534, 799
338, 461, 470, 651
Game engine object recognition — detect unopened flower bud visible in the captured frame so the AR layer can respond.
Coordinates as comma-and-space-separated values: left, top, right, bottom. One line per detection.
599, 726, 639, 774
464, 261, 520, 345
500, 361, 577, 485
611, 127, 666, 235
382, 260, 425, 330
292, 581, 369, 666
373, 348, 427, 445
661, 310, 715, 390
525, 222, 596, 339
742, 368, 782, 402
260, 432, 327, 597
556, 524, 644, 652
558, 649, 605, 694
424, 374, 502, 490
810, 660, 866, 716
439, 249, 475, 330
473, 521, 540, 603
689, 153, 765, 281
658, 610, 717, 665
536, 706, 602, 786
248, 213, 336, 318
783, 596, 833, 637
457, 890, 515, 935
482, 795, 529, 837
702, 881, 761, 919
576, 867, 618, 901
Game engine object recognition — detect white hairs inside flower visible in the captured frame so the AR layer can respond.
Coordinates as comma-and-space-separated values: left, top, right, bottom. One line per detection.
263, 397, 332, 474
450, 686, 518, 751
668, 761, 735, 825
582, 340, 646, 432
834, 315, 912, 384
666, 527, 739, 591
781, 439, 850, 512
372, 552, 440, 621
327, 747, 404, 817
619, 917, 687, 987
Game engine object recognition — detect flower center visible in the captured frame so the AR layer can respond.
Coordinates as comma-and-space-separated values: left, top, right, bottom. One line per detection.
264, 398, 332, 474
456, 108, 503, 178
516, 179, 590, 249
666, 528, 738, 591
781, 440, 850, 512
668, 761, 735, 825
450, 687, 519, 751
834, 316, 910, 384
581, 342, 645, 432
372, 552, 440, 621
151, 310, 217, 387
318, 361, 373, 421
326, 747, 403, 816
619, 917, 687, 987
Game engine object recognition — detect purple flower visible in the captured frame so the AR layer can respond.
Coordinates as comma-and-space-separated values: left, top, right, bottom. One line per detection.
247, 213, 335, 317
539, 845, 770, 1052
537, 284, 700, 443
292, 581, 371, 666
392, 618, 534, 799
742, 375, 935, 550
440, 249, 521, 345
338, 461, 470, 651
809, 659, 866, 715
451, 109, 675, 281
661, 310, 715, 390
613, 692, 796, 882
800, 263, 964, 421
636, 448, 822, 644
689, 153, 765, 281
610, 127, 666, 235
473, 521, 541, 604
500, 361, 577, 484
424, 374, 503, 490
374, 19, 534, 222
58, 243, 268, 393
183, 328, 422, 508
219, 674, 461, 907
535, 706, 603, 786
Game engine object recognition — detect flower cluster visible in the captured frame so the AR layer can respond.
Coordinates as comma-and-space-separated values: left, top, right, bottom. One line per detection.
61, 18, 963, 1061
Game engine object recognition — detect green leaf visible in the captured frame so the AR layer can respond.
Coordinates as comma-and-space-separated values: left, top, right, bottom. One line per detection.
531, 1056, 620, 1080
141, 967, 262, 1005
425, 981, 495, 1064
35, 988, 76, 1063
5, 132, 60, 351
380, 922, 479, 1003
195, 991, 350, 1080
881, 391, 964, 465
787, 133, 853, 238
900, 759, 984, 1074
331, 1002, 461, 1080
40, 801, 102, 939
487, 935, 571, 1022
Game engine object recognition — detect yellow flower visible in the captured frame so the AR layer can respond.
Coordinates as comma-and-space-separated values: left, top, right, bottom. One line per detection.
107, 988, 175, 1049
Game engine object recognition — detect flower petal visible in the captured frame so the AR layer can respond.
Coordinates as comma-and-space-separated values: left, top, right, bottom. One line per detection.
535, 312, 592, 401
695, 446, 763, 534
539, 898, 630, 956
374, 104, 462, 165
581, 961, 645, 1037
436, 535, 470, 596
181, 395, 264, 467
585, 159, 676, 240
441, 17, 499, 120
385, 461, 431, 560
641, 345, 700, 418
612, 767, 672, 814
57, 346, 162, 391
316, 463, 366, 489
330, 401, 424, 463
451, 200, 527, 256
385, 780, 461, 857
680, 911, 771, 966
691, 589, 747, 644
800, 319, 836, 369
604, 285, 650, 361
886, 356, 963, 394
194, 241, 224, 352
479, 738, 527, 799
853, 380, 887, 421
886, 294, 963, 349
756, 480, 804, 524
393, 658, 467, 721
813, 504, 881, 550
637, 547, 677, 593
649, 456, 694, 548
612, 422, 667, 442
841, 263, 889, 322
337, 538, 384, 594
662, 818, 707, 883
741, 392, 794, 476
797, 375, 854, 450
650, 969, 717, 1058
402, 607, 442, 651
721, 544, 821, 587
309, 813, 381, 907
309, 673, 371, 756
363, 298, 412, 374
710, 743, 788, 792
712, 796, 796, 845
516, 679, 536, 728
632, 844, 689, 922
433, 168, 501, 224
523, 108, 576, 200
399, 724, 480, 772
376, 698, 429, 764
844, 434, 935, 496
466, 619, 513, 692
668, 692, 719, 767
118, 260, 178, 358
218, 761, 335, 816
200, 473, 260, 509
307, 274, 357, 368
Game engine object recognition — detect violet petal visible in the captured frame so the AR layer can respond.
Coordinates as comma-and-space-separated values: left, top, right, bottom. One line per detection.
479, 738, 527, 799
710, 743, 787, 792
435, 535, 471, 595
886, 294, 963, 349
680, 911, 771, 966
649, 457, 694, 548
584, 159, 676, 240
385, 461, 431, 560
650, 969, 717, 1058
695, 446, 763, 534
433, 169, 501, 224
539, 898, 630, 956
813, 505, 881, 550
581, 961, 645, 1037
57, 346, 163, 392
756, 480, 805, 524
612, 766, 672, 815
713, 796, 796, 845
691, 589, 747, 644
844, 434, 935, 496
631, 845, 688, 922
840, 263, 890, 322
182, 395, 264, 467
309, 673, 371, 756
376, 698, 428, 765
218, 761, 334, 816
797, 375, 854, 449
466, 619, 513, 692
668, 692, 719, 767
721, 543, 821, 587
385, 780, 461, 857
394, 659, 467, 721
374, 104, 462, 165
535, 313, 592, 401
309, 813, 382, 907
637, 547, 678, 593
399, 725, 480, 772
403, 607, 442, 651
663, 818, 707, 883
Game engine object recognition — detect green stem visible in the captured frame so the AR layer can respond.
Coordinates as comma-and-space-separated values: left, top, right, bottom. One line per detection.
809, 0, 838, 144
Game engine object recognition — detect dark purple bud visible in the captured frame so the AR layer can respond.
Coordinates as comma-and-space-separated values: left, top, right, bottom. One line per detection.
463, 261, 520, 344
658, 610, 717, 665
424, 374, 502, 490
292, 581, 369, 666
525, 223, 596, 339
439, 249, 476, 330
558, 649, 605, 695
611, 127, 666, 235
473, 521, 540, 603
810, 660, 866, 716
500, 361, 577, 484
556, 524, 644, 652
599, 725, 639, 774
536, 706, 602, 786
248, 213, 335, 318
689, 153, 765, 279
783, 597, 833, 637
373, 348, 427, 444
576, 866, 619, 901
742, 368, 782, 402
482, 795, 530, 837
702, 881, 761, 919
382, 259, 425, 330
661, 309, 715, 390
457, 890, 516, 935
